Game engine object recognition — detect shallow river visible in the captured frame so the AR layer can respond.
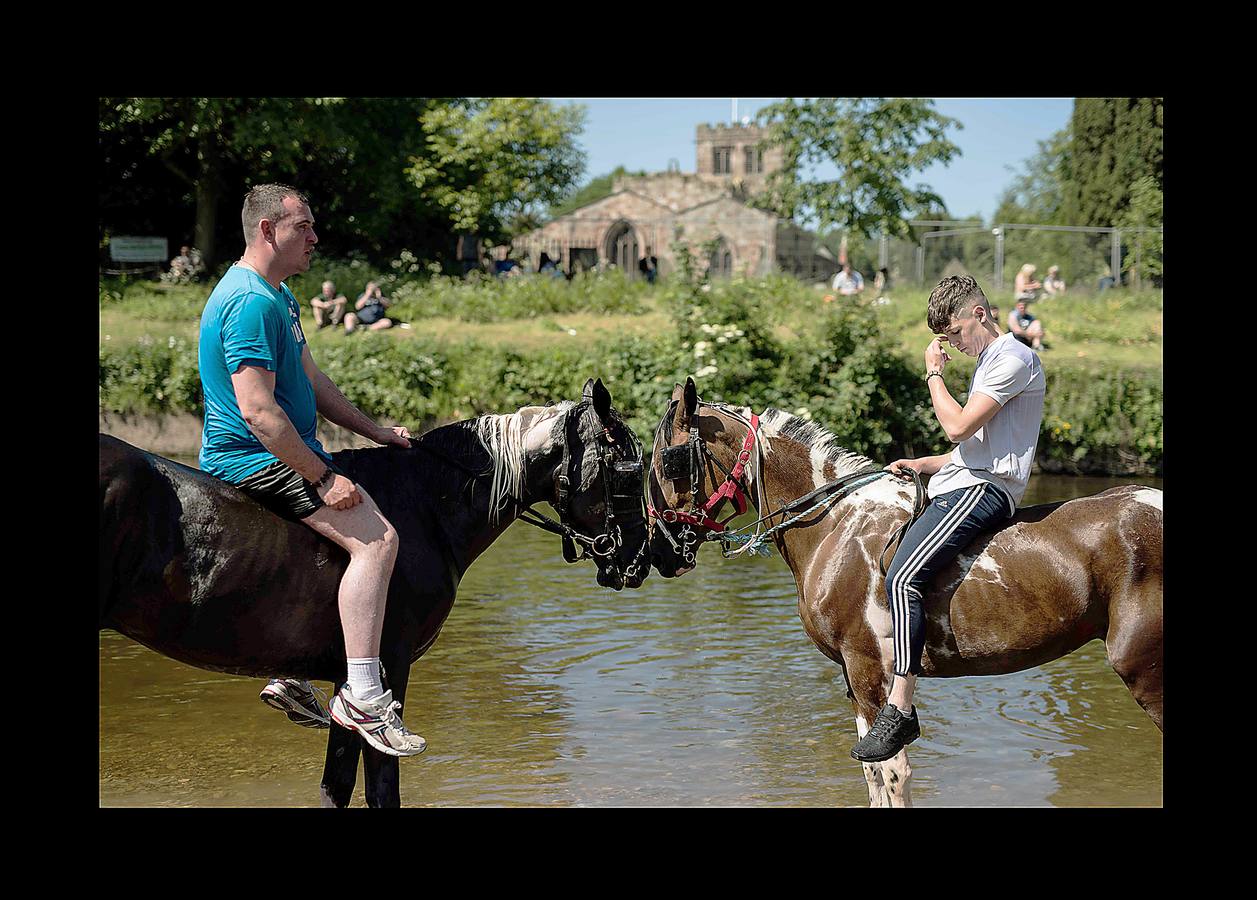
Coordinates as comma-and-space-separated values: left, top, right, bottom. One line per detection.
99, 472, 1163, 807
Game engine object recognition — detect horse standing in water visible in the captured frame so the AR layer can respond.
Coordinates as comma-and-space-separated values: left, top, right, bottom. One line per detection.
100, 379, 649, 808
647, 379, 1162, 807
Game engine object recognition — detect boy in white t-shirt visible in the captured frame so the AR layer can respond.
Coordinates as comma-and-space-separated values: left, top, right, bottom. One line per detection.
851, 275, 1045, 763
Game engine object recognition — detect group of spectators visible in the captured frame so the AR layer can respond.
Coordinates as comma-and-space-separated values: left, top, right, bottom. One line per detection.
830, 262, 892, 304
1007, 263, 1067, 351
310, 280, 396, 334
831, 259, 1071, 353
484, 247, 661, 284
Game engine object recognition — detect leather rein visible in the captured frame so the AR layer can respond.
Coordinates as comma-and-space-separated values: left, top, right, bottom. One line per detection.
648, 402, 925, 575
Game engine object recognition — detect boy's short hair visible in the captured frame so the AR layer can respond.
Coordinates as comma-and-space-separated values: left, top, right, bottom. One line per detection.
242, 183, 308, 243
927, 275, 989, 333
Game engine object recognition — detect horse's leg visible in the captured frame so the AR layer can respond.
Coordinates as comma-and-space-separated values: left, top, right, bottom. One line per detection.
1106, 590, 1164, 732
848, 657, 915, 807
362, 656, 410, 809
854, 712, 889, 807
320, 680, 363, 808
880, 748, 914, 808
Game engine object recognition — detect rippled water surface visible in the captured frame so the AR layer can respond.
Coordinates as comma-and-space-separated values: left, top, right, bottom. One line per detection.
100, 473, 1163, 807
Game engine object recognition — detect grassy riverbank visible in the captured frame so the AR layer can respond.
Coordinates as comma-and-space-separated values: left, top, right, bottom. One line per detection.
99, 268, 1163, 474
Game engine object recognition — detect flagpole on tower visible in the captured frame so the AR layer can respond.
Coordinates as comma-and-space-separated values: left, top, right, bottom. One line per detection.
732, 98, 738, 124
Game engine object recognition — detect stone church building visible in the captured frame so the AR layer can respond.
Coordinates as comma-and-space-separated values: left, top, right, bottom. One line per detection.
508, 123, 839, 282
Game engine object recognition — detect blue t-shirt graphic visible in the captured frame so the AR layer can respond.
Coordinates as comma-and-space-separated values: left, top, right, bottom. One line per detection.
198, 265, 332, 483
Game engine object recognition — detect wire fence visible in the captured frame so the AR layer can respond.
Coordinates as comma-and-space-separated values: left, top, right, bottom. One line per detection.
847, 221, 1163, 295
504, 213, 1163, 292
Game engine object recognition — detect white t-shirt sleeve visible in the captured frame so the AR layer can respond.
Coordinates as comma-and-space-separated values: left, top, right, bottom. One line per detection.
972, 352, 1032, 406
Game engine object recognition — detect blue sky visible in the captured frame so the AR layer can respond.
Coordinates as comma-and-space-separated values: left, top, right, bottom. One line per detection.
546, 98, 1074, 223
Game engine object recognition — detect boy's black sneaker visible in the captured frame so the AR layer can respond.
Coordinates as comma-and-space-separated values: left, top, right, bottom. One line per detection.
850, 704, 920, 762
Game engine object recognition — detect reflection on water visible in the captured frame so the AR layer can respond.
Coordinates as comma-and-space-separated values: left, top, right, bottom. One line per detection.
100, 472, 1162, 807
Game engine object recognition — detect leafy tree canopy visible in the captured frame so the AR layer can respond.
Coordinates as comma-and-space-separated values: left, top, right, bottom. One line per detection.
1063, 98, 1162, 226
547, 165, 649, 219
752, 98, 962, 240
993, 126, 1072, 226
407, 98, 587, 244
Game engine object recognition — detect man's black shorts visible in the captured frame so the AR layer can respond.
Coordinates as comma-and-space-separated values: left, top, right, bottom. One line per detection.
235, 459, 339, 521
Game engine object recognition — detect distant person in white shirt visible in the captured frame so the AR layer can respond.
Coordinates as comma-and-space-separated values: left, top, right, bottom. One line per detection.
832, 262, 865, 296
1042, 265, 1066, 296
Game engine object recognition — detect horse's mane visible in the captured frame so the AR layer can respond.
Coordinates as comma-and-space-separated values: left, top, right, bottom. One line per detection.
661, 401, 874, 481
758, 407, 877, 480
470, 401, 574, 523
331, 401, 575, 523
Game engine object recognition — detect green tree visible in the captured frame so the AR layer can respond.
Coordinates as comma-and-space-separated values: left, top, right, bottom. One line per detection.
752, 98, 962, 240
99, 98, 350, 268
407, 98, 587, 245
1119, 175, 1163, 285
311, 97, 452, 265
1063, 98, 1163, 226
993, 126, 1072, 226
548, 165, 648, 218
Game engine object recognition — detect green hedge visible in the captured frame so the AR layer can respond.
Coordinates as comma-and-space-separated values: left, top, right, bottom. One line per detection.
99, 279, 1162, 475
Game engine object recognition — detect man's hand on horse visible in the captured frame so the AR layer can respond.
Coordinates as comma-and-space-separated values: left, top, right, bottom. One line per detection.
376, 425, 412, 448
319, 474, 363, 510
884, 459, 921, 481
925, 338, 950, 372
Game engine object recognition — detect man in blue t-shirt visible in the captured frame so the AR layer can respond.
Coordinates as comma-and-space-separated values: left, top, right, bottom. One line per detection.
197, 183, 425, 758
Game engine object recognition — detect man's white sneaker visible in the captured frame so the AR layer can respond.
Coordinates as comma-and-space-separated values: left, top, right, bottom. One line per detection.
329, 686, 427, 757
259, 678, 330, 728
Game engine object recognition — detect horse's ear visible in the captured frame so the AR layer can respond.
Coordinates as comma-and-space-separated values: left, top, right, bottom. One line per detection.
581, 377, 595, 399
683, 376, 698, 419
591, 378, 612, 422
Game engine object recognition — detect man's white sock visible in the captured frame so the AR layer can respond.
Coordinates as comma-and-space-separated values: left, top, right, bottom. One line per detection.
347, 658, 384, 701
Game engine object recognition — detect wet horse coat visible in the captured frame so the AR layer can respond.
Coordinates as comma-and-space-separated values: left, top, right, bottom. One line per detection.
99, 383, 648, 807
648, 383, 1162, 807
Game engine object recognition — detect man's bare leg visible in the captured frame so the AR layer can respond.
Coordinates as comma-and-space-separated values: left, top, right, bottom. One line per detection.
302, 484, 398, 659
302, 484, 424, 756
888, 673, 916, 712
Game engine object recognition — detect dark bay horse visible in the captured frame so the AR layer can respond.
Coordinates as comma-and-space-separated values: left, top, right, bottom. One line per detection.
99, 379, 649, 807
647, 378, 1162, 807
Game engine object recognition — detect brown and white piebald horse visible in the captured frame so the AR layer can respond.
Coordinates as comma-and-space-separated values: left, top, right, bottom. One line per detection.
647, 379, 1163, 807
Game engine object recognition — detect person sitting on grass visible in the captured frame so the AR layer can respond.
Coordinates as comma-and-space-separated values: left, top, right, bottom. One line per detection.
1042, 265, 1066, 296
1007, 298, 1047, 351
832, 261, 865, 296
310, 280, 348, 329
344, 281, 394, 334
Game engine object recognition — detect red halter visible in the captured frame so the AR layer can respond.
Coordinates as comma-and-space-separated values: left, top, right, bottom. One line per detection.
649, 413, 759, 532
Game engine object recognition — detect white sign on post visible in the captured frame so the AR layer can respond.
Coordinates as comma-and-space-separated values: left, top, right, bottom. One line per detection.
109, 236, 169, 263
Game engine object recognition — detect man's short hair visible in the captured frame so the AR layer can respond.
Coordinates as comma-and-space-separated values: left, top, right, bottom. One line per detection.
927, 275, 989, 333
242, 183, 308, 243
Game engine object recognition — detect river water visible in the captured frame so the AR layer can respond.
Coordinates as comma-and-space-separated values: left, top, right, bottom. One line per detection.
99, 472, 1163, 807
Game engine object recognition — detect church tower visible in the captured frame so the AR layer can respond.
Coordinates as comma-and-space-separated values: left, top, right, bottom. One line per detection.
694, 123, 783, 197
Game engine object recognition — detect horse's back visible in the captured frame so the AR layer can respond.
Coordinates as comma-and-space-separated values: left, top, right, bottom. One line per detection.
98, 433, 349, 674
920, 483, 1162, 675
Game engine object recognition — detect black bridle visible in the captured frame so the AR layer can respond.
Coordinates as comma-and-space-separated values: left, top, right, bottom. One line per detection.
648, 400, 763, 567
515, 399, 650, 585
